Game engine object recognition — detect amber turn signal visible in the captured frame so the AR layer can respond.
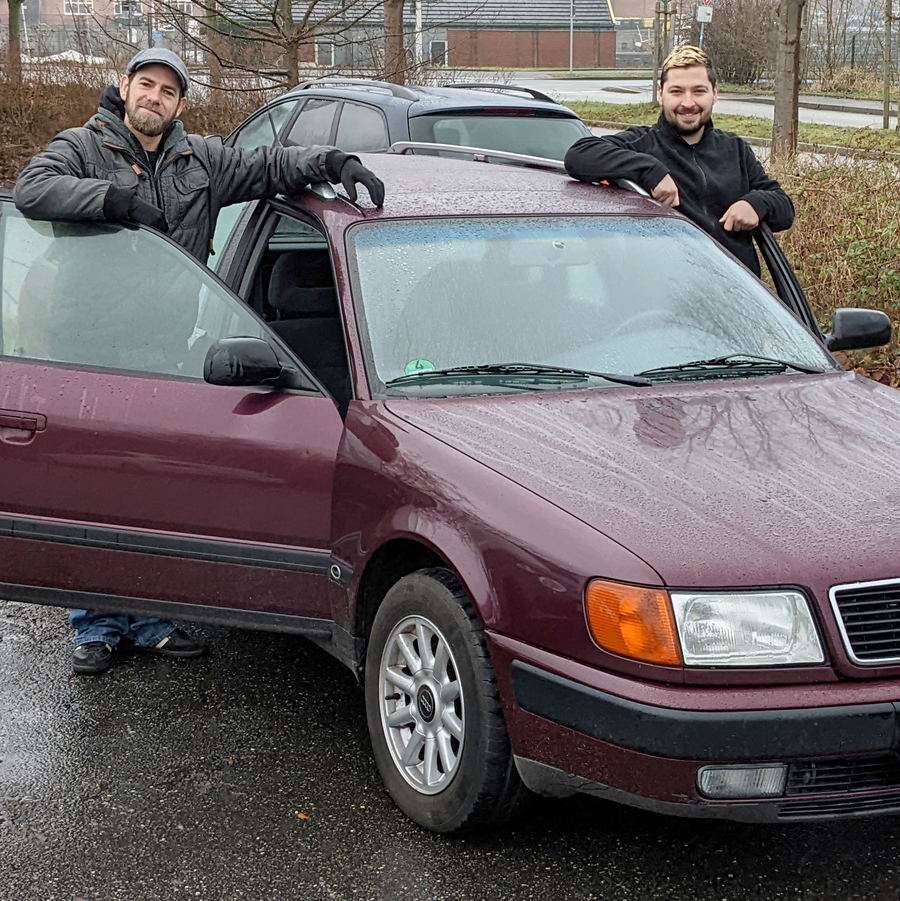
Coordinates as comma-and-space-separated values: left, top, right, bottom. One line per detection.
585, 579, 682, 666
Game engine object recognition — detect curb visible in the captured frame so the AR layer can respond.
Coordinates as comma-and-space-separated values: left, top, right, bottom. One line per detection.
583, 119, 900, 161
728, 94, 890, 116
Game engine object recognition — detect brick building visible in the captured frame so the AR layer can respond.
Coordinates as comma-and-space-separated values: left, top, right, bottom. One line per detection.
416, 1, 617, 70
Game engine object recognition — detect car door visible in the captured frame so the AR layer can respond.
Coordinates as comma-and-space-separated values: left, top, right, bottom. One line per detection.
0, 202, 343, 627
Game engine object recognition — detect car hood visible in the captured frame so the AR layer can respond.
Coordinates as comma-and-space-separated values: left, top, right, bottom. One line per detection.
385, 373, 900, 589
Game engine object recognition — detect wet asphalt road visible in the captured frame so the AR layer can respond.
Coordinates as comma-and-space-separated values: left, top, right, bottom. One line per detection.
2, 600, 900, 901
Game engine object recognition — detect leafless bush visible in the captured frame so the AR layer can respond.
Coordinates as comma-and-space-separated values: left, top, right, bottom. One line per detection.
773, 155, 900, 384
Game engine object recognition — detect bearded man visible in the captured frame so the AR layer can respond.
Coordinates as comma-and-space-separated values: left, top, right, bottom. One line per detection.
13, 48, 385, 675
564, 45, 793, 275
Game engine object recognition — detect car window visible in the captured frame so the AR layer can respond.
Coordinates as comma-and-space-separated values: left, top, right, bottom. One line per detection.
346, 216, 836, 393
213, 101, 302, 265
334, 103, 389, 152
231, 100, 300, 150
0, 206, 266, 379
408, 114, 590, 161
285, 99, 340, 147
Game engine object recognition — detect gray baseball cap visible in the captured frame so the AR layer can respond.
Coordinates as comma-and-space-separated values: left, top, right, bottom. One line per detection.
125, 48, 189, 95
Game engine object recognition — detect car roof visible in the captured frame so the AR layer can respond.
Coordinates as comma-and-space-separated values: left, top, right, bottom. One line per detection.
282, 80, 582, 118
293, 152, 670, 223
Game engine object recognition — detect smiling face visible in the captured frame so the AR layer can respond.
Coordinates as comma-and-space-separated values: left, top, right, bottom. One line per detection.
658, 64, 718, 143
119, 64, 187, 147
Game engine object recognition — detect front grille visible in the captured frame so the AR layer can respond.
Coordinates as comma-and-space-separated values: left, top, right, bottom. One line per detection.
787, 755, 900, 795
831, 579, 900, 664
779, 790, 900, 820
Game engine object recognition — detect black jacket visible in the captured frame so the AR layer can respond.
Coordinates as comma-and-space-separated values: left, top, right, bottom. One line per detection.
564, 117, 794, 275
14, 88, 348, 263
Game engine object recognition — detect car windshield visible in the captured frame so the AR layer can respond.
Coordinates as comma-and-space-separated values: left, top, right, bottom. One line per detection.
348, 216, 836, 395
408, 113, 589, 161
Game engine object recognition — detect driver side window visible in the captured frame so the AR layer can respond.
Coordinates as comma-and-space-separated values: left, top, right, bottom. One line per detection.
0, 206, 267, 379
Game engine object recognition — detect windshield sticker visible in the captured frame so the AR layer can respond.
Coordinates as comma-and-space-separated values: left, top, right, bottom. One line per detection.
404, 359, 436, 376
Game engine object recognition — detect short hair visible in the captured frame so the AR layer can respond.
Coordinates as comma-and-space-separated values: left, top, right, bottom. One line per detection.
660, 45, 718, 87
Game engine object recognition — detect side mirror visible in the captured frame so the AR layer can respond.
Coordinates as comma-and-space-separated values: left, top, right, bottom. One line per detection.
825, 308, 892, 352
204, 337, 284, 387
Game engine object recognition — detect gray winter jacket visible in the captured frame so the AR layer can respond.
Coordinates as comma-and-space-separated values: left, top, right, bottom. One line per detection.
14, 105, 342, 263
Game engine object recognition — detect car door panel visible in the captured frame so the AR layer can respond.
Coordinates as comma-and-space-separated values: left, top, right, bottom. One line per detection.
0, 206, 343, 620
0, 358, 342, 617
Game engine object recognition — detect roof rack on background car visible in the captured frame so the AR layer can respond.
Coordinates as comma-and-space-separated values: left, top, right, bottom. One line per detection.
388, 141, 566, 171
440, 83, 560, 104
296, 78, 420, 100
387, 143, 649, 199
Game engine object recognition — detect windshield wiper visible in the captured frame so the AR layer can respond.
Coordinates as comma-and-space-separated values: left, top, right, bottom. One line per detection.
386, 362, 651, 388
636, 353, 825, 382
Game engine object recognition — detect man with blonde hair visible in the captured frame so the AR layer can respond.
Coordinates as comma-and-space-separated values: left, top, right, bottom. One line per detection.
564, 45, 793, 275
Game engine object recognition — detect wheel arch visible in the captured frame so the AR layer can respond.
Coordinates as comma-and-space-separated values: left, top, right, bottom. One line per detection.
352, 527, 495, 672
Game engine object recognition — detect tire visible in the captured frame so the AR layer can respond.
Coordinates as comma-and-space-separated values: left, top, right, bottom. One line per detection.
365, 568, 523, 833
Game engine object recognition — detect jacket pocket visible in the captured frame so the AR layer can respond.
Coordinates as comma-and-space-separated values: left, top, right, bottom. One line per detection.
167, 167, 211, 229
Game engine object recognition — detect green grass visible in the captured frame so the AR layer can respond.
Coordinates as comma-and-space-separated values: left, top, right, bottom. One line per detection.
565, 100, 900, 152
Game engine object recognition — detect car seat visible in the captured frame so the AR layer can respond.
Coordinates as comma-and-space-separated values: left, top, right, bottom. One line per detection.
267, 250, 351, 408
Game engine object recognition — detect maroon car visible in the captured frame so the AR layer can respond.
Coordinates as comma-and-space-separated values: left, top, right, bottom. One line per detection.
0, 152, 896, 833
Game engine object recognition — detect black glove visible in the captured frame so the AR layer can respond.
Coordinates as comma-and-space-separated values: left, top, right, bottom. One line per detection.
103, 184, 169, 233
325, 151, 385, 207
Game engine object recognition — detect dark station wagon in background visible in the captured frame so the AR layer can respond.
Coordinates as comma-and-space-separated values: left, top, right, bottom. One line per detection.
2, 150, 900, 833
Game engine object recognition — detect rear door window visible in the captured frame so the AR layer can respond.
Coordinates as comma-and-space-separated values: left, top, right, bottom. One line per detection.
334, 103, 390, 151
285, 99, 340, 147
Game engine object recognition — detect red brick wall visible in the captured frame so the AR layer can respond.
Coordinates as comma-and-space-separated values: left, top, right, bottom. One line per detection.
449, 29, 615, 69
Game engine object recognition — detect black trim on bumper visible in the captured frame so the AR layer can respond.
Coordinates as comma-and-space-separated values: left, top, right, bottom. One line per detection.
511, 661, 898, 761
0, 514, 330, 574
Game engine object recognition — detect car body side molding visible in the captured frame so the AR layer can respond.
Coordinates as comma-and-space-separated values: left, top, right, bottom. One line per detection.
0, 514, 331, 574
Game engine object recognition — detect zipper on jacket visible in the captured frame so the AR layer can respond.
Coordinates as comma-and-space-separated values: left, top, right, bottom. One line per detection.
689, 145, 714, 230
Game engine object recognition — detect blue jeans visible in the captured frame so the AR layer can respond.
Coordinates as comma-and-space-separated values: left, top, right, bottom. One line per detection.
69, 609, 175, 649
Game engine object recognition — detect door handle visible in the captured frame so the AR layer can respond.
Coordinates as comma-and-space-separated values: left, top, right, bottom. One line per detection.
0, 409, 47, 431
0, 409, 47, 445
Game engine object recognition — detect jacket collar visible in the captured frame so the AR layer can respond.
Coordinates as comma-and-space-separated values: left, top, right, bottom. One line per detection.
89, 104, 189, 160
656, 112, 715, 146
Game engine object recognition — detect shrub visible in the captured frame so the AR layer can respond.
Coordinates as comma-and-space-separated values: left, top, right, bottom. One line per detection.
773, 156, 900, 386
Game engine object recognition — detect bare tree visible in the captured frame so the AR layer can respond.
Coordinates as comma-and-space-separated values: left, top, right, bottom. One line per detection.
773, 0, 807, 159
702, 0, 779, 84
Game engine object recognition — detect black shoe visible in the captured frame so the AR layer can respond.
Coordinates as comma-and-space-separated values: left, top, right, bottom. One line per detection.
140, 628, 207, 658
73, 642, 114, 675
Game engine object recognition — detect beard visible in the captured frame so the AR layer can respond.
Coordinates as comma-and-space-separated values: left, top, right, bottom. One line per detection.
125, 98, 175, 138
664, 106, 711, 137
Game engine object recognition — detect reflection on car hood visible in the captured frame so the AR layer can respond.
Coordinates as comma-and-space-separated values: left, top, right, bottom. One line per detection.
386, 373, 900, 591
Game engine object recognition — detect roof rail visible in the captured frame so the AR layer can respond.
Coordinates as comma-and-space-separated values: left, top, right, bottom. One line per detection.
296, 78, 419, 101
389, 141, 566, 171
440, 83, 559, 105
388, 145, 656, 194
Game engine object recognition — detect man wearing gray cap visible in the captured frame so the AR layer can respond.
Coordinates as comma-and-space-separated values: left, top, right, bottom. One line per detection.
15, 48, 384, 264
14, 48, 385, 676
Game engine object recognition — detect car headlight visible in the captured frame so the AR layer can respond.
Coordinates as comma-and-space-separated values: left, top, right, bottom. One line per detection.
670, 590, 824, 666
585, 580, 824, 667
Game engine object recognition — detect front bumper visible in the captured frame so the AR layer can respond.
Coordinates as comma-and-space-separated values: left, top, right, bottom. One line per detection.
490, 637, 900, 822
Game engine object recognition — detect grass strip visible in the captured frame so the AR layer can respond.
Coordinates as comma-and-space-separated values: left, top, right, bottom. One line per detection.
565, 100, 900, 152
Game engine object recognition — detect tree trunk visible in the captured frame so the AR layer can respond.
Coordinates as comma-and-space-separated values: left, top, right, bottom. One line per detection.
277, 0, 302, 88
7, 0, 24, 85
772, 0, 807, 160
384, 0, 406, 85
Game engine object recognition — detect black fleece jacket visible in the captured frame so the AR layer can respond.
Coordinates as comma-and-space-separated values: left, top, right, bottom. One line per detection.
564, 116, 794, 275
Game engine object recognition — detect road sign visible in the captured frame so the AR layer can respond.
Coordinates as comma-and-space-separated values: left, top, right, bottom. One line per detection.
696, 5, 713, 22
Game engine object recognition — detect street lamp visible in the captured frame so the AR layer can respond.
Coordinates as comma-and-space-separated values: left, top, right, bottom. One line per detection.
569, 0, 575, 72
